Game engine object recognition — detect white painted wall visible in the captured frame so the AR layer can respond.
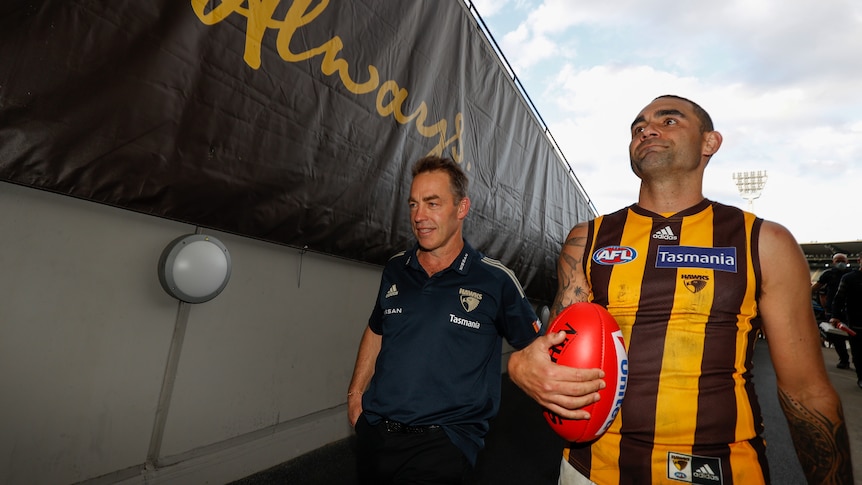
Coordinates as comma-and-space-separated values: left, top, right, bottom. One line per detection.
0, 181, 381, 485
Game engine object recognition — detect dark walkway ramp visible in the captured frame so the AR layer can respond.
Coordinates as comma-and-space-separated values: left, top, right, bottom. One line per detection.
229, 373, 563, 485
231, 340, 862, 484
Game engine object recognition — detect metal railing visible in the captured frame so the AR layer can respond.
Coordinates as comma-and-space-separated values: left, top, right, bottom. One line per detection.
461, 0, 599, 216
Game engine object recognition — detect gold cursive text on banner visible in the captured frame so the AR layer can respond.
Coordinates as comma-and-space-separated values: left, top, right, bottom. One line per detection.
190, 0, 463, 161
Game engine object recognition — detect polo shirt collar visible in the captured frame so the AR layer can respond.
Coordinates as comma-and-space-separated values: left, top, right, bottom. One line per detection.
406, 239, 477, 276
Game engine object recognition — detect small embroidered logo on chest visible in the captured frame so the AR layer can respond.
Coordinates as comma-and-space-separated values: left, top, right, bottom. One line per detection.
681, 274, 709, 293
385, 285, 398, 298
459, 288, 483, 312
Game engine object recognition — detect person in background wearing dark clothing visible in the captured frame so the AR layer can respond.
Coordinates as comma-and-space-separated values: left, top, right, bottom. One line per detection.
813, 253, 852, 368
346, 155, 541, 484
832, 255, 862, 388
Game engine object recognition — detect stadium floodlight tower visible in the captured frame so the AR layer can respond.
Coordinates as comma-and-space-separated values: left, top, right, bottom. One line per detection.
732, 170, 768, 212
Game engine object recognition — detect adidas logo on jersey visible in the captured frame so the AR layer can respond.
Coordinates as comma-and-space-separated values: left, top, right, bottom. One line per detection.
385, 285, 398, 298
693, 464, 720, 481
653, 226, 678, 240
667, 452, 723, 483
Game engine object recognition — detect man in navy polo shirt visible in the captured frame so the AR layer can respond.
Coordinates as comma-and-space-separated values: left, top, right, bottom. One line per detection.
347, 155, 541, 484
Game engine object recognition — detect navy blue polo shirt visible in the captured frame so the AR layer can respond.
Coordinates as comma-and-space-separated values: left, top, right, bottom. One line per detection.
362, 240, 540, 464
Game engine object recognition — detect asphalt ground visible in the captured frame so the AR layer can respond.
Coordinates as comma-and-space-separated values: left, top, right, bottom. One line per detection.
822, 339, 862, 483
232, 340, 862, 484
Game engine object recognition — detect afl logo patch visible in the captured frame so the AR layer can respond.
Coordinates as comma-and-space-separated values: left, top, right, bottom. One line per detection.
592, 246, 637, 265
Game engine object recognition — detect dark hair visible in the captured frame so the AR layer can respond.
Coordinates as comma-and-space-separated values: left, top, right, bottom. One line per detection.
411, 155, 469, 201
655, 95, 714, 133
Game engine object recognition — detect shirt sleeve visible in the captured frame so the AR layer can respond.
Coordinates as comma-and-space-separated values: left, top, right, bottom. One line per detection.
498, 277, 541, 350
367, 272, 388, 335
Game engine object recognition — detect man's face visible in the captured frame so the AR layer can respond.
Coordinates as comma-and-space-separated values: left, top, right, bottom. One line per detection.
628, 97, 709, 180
408, 170, 468, 253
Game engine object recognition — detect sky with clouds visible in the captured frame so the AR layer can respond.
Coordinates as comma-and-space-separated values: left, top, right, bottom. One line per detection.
468, 0, 861, 244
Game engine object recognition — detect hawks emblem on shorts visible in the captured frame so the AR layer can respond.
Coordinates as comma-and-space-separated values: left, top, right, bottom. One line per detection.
673, 455, 690, 471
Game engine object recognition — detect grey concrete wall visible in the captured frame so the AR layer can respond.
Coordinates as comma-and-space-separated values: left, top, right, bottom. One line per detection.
0, 181, 380, 485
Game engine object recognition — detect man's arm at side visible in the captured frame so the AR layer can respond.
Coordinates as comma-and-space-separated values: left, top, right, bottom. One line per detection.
347, 326, 381, 427
507, 222, 605, 419
758, 221, 853, 484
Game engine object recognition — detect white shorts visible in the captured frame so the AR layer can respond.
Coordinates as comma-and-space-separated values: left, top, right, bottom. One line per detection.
559, 457, 598, 485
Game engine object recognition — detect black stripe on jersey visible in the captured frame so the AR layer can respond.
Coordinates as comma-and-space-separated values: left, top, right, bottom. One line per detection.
749, 217, 768, 478
692, 204, 750, 484
751, 218, 763, 301
585, 207, 629, 308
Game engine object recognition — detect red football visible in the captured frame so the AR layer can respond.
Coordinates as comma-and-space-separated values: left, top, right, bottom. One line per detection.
543, 302, 628, 442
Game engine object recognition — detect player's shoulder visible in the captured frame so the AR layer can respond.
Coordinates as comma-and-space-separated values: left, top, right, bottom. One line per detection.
560, 220, 594, 258
387, 249, 408, 260
569, 219, 593, 235
756, 219, 811, 283
757, 219, 799, 251
476, 255, 527, 294
382, 249, 411, 271
476, 254, 512, 275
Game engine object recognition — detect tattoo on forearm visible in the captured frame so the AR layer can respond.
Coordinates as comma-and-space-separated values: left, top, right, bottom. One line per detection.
558, 251, 580, 299
550, 232, 589, 319
778, 388, 853, 484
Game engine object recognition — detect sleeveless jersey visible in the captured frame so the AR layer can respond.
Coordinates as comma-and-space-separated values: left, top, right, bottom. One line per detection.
565, 199, 767, 485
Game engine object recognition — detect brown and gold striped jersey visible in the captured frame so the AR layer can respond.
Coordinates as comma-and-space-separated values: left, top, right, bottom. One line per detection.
566, 199, 768, 485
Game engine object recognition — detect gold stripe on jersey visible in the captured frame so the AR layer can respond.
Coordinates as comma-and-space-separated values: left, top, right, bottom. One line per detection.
727, 209, 763, 481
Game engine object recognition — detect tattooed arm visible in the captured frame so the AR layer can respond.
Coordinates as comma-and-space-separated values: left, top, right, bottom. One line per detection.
758, 221, 853, 484
549, 222, 591, 319
507, 222, 606, 419
778, 390, 852, 484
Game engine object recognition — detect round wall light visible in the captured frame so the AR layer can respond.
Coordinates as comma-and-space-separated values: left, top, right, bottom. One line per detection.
158, 234, 231, 303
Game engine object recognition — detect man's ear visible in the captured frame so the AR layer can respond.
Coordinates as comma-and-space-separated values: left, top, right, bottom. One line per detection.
458, 197, 471, 219
703, 131, 723, 157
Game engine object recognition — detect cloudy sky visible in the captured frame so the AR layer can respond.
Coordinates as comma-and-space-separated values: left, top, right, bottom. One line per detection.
469, 0, 861, 244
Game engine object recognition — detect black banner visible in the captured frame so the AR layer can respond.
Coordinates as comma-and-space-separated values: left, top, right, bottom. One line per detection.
0, 0, 594, 302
